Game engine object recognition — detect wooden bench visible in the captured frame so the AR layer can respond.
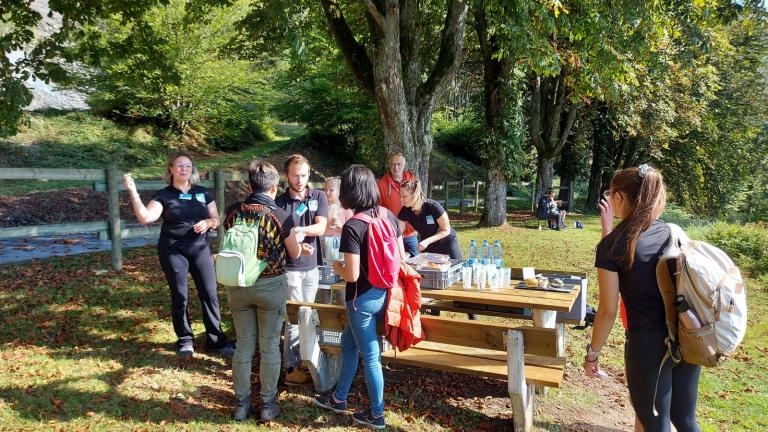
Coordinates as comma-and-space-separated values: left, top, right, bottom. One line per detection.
286, 301, 565, 431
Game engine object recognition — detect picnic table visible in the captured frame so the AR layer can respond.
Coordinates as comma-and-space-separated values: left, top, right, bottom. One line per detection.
287, 271, 583, 431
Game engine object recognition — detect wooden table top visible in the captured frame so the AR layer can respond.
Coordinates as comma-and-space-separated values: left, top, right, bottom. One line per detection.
330, 280, 581, 312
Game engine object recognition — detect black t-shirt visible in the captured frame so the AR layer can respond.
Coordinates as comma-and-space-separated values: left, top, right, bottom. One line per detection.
340, 207, 402, 302
595, 219, 671, 330
151, 184, 213, 245
275, 187, 329, 270
397, 199, 457, 255
223, 193, 295, 278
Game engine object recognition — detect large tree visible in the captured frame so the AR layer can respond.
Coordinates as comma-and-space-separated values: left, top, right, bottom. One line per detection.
317, 0, 469, 183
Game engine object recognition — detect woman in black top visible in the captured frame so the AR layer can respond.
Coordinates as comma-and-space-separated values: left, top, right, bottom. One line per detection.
585, 165, 701, 432
313, 165, 403, 430
123, 151, 233, 357
397, 179, 462, 259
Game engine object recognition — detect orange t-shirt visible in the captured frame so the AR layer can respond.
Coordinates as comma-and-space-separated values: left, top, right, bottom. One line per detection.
377, 170, 418, 238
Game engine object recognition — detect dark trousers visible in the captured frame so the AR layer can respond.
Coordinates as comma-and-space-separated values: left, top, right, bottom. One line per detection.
625, 326, 701, 432
158, 240, 227, 348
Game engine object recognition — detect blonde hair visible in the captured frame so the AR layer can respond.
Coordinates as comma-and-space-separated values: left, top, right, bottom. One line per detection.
324, 176, 341, 188
283, 153, 310, 174
599, 165, 667, 270
162, 151, 200, 185
401, 179, 425, 211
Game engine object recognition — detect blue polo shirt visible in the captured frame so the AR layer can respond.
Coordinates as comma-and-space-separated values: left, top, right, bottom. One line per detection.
275, 187, 329, 270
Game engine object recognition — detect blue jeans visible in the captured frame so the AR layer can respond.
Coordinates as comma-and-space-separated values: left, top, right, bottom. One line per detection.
403, 234, 419, 258
334, 288, 387, 416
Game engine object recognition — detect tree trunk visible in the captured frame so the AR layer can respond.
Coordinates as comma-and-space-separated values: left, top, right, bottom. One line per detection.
475, 1, 512, 227
480, 167, 508, 226
319, 0, 468, 186
529, 72, 579, 203
586, 136, 604, 210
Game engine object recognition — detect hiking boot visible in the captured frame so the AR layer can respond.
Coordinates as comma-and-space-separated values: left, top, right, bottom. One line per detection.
285, 367, 312, 386
260, 398, 281, 421
233, 395, 252, 421
352, 409, 385, 430
178, 342, 194, 357
314, 392, 348, 414
208, 340, 236, 357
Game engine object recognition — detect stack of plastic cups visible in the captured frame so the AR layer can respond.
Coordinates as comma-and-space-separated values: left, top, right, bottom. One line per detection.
476, 265, 486, 290
462, 266, 473, 289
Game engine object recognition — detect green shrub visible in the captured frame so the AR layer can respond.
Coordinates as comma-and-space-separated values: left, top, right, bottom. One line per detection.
704, 222, 768, 282
431, 113, 484, 165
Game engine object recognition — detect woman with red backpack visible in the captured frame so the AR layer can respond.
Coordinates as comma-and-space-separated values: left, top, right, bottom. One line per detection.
584, 165, 701, 432
313, 165, 403, 430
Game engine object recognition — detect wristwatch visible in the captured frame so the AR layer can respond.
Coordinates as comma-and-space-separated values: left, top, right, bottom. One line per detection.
585, 343, 600, 361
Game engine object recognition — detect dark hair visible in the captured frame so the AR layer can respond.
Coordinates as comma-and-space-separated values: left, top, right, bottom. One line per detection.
248, 159, 279, 193
598, 165, 667, 270
340, 164, 380, 210
283, 153, 310, 174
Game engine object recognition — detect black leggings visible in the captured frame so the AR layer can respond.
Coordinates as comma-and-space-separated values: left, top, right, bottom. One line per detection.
158, 240, 227, 348
625, 326, 701, 432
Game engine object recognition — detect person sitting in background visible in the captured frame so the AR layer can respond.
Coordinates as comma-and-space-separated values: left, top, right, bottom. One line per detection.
537, 189, 566, 230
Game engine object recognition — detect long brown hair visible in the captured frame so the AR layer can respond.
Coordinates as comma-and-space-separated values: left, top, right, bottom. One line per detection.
602, 165, 667, 270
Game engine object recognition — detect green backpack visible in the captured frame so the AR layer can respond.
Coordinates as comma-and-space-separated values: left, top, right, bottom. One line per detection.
215, 215, 268, 287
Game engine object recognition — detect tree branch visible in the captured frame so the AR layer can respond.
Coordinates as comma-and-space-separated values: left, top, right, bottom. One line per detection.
363, 0, 385, 32
418, 0, 468, 112
400, 0, 419, 105
556, 104, 580, 154
319, 0, 375, 94
530, 75, 544, 150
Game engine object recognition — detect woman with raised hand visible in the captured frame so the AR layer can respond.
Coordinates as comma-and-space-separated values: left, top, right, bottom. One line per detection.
584, 164, 701, 432
123, 151, 234, 358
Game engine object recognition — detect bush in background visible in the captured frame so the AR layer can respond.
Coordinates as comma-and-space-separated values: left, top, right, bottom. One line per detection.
72, 0, 272, 151
704, 222, 768, 284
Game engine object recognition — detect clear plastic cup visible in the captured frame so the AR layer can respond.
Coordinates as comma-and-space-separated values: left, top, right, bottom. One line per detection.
476, 266, 486, 290
462, 266, 472, 289
502, 268, 511, 288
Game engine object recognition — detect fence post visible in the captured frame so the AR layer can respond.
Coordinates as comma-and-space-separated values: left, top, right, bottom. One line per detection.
428, 180, 433, 199
214, 169, 226, 248
444, 180, 449, 210
459, 179, 465, 215
475, 181, 480, 212
106, 164, 123, 271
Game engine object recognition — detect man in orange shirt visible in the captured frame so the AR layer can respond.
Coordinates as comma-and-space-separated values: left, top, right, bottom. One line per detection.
377, 152, 419, 257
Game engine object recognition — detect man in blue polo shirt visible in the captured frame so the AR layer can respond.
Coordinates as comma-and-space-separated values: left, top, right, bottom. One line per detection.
275, 154, 328, 385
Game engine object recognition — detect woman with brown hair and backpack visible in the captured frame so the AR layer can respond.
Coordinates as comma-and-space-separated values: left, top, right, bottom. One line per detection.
584, 164, 701, 432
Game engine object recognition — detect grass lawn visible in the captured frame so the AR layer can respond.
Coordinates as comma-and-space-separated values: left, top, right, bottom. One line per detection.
1, 212, 765, 431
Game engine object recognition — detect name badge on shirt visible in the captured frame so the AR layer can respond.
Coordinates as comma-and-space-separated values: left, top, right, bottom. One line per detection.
426, 215, 435, 225
296, 202, 308, 217
179, 193, 193, 200
308, 199, 318, 211
195, 193, 206, 203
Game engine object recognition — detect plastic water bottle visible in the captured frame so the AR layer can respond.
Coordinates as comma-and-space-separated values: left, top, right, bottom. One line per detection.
492, 240, 503, 268
466, 240, 479, 266
480, 240, 491, 265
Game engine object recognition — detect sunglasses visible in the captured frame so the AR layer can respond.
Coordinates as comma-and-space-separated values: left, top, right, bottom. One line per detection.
174, 163, 193, 169
602, 190, 612, 199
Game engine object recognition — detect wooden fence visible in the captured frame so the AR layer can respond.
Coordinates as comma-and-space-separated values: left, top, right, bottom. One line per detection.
0, 166, 488, 271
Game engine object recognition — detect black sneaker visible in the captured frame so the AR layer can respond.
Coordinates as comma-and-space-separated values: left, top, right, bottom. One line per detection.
207, 340, 236, 357
314, 393, 348, 414
352, 409, 385, 429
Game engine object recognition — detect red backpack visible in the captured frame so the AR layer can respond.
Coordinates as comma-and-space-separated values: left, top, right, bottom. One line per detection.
351, 206, 400, 289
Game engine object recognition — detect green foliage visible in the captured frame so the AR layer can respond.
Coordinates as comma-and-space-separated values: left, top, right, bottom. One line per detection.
705, 222, 768, 283
272, 55, 380, 166
431, 112, 484, 165
72, 0, 272, 150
